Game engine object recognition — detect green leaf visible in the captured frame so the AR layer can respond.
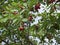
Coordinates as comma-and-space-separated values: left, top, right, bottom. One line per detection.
22, 18, 28, 22
0, 17, 8, 22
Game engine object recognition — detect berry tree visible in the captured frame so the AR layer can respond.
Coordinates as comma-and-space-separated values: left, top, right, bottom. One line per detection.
0, 0, 60, 45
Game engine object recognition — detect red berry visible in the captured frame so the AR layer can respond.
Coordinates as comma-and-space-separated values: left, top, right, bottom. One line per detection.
35, 3, 40, 11
19, 26, 24, 31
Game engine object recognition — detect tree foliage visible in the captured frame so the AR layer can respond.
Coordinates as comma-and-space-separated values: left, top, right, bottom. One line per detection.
0, 0, 60, 45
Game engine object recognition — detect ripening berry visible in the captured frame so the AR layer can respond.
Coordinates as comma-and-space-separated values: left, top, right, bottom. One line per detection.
43, 0, 55, 4
49, 0, 55, 3
19, 26, 24, 31
13, 11, 18, 15
28, 15, 33, 21
43, 0, 47, 2
35, 2, 40, 11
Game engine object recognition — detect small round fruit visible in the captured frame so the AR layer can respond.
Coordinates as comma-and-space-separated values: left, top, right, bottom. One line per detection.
35, 2, 40, 11
28, 16, 33, 21
49, 0, 55, 4
43, 0, 47, 2
13, 11, 18, 15
19, 26, 24, 31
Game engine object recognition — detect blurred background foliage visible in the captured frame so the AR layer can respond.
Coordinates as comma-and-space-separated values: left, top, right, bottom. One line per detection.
0, 0, 60, 45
